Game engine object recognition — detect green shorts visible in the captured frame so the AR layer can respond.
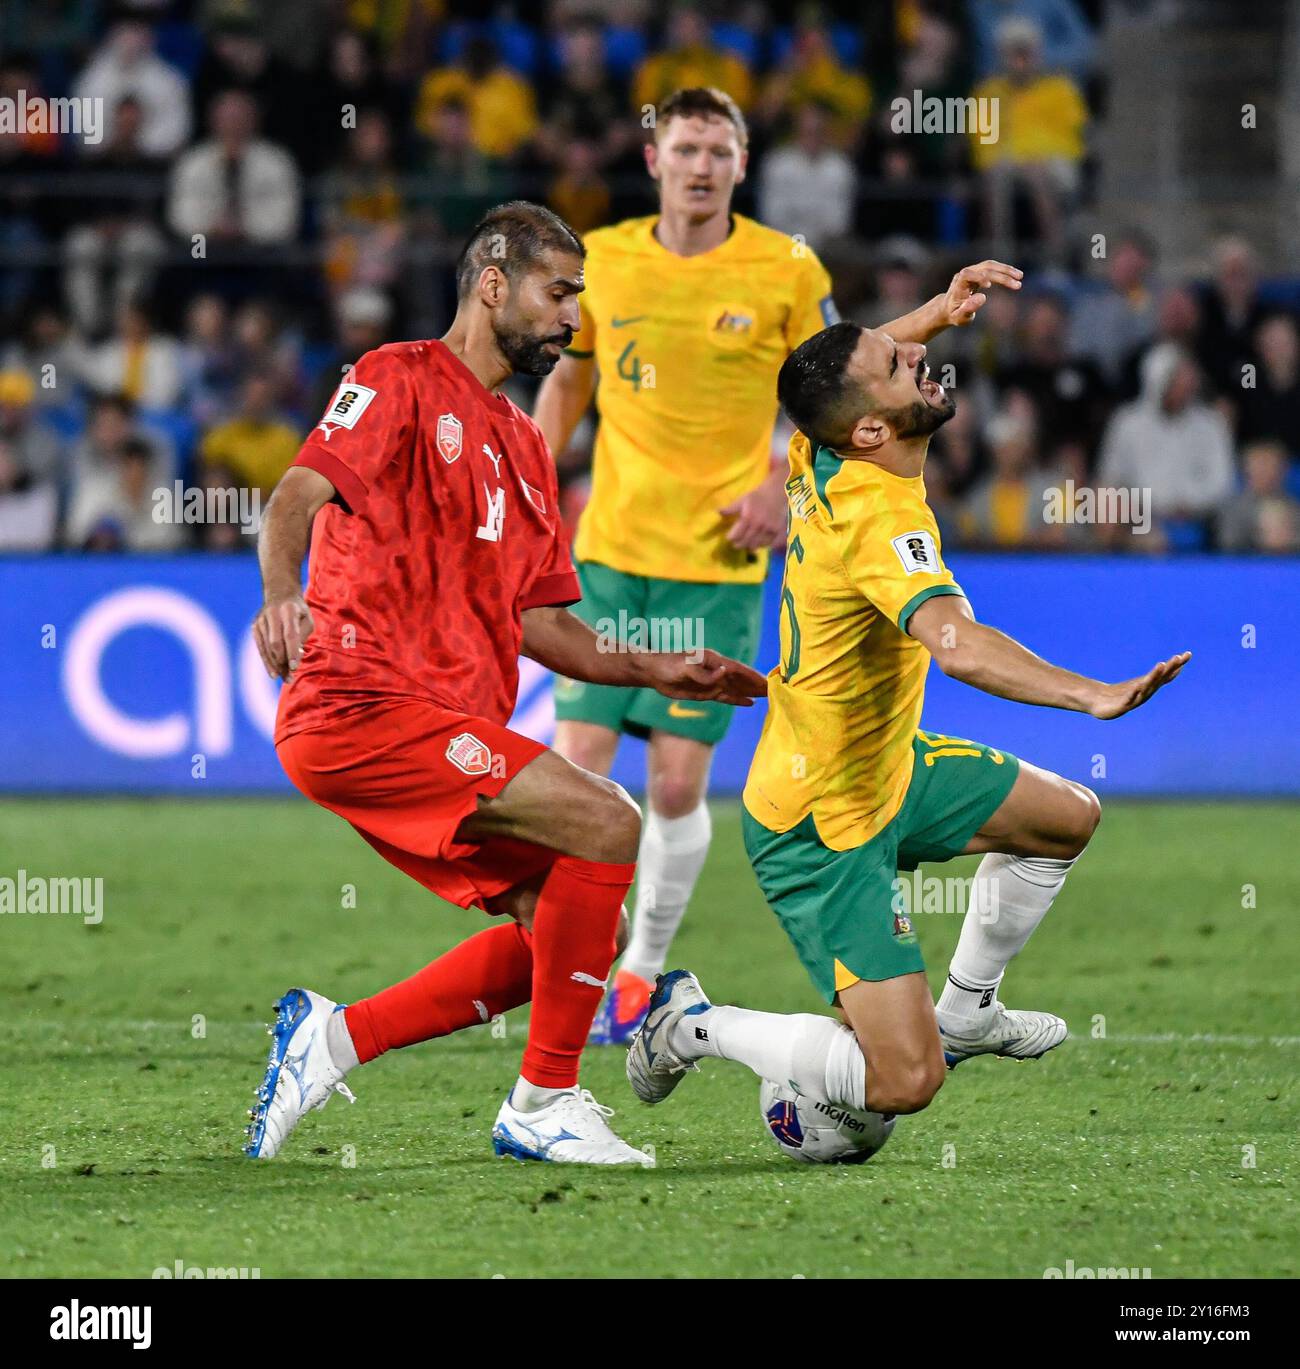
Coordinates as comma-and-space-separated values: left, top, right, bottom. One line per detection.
742, 730, 1021, 1003
552, 559, 765, 745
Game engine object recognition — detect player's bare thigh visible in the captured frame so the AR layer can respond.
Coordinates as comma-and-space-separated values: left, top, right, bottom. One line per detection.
964, 758, 1101, 860
835, 972, 946, 1115
483, 870, 630, 953
646, 730, 713, 817
553, 720, 620, 776
458, 745, 640, 863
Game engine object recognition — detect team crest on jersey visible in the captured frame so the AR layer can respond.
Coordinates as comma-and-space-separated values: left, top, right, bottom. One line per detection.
317, 381, 378, 438
437, 412, 463, 464
446, 732, 491, 776
708, 303, 756, 350
891, 529, 939, 574
893, 910, 916, 941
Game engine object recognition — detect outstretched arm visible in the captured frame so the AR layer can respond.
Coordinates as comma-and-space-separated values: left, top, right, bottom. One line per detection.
881, 260, 1024, 344
253, 465, 335, 680
521, 606, 767, 707
908, 594, 1190, 719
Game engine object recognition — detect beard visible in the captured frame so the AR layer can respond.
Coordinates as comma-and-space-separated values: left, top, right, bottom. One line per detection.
493, 317, 573, 377
881, 388, 957, 439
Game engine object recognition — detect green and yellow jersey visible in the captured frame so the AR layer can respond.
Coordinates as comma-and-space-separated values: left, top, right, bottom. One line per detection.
567, 213, 836, 585
743, 431, 967, 850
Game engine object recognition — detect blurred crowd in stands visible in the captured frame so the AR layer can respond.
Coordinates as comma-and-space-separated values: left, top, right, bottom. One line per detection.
0, 0, 1297, 555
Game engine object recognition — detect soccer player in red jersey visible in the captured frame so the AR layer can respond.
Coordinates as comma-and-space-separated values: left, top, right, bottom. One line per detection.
243, 202, 766, 1166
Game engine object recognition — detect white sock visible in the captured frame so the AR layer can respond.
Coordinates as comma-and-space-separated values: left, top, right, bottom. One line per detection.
620, 802, 712, 982
669, 1007, 866, 1111
511, 1076, 575, 1114
325, 1006, 359, 1073
937, 852, 1078, 1024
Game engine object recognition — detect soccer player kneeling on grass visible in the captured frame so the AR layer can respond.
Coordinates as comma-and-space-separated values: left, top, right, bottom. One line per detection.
245, 201, 764, 1166
627, 318, 1191, 1123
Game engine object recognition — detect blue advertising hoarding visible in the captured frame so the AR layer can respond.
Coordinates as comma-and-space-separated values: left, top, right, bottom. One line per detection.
0, 554, 1294, 795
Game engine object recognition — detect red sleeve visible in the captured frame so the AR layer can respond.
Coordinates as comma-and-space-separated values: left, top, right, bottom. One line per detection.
519, 421, 580, 609
293, 349, 414, 513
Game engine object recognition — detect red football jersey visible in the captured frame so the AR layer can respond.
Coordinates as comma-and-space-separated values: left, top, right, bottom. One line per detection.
275, 339, 578, 742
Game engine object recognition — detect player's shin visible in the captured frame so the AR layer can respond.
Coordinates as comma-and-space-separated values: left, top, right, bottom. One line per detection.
621, 802, 712, 983
516, 855, 634, 1108
342, 921, 534, 1064
936, 852, 1079, 1025
670, 1007, 866, 1112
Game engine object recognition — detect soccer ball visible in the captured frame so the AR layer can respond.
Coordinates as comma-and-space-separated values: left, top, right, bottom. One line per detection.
759, 1079, 896, 1164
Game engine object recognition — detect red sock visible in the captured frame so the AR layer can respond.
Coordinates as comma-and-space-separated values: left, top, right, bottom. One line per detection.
345, 921, 533, 1063
522, 855, 635, 1089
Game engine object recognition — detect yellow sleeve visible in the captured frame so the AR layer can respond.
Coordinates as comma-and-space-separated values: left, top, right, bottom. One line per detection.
1051, 76, 1088, 149
840, 497, 964, 633
785, 247, 838, 350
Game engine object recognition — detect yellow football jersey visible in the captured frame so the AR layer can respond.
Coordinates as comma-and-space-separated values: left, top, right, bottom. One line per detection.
743, 432, 967, 850
568, 214, 836, 584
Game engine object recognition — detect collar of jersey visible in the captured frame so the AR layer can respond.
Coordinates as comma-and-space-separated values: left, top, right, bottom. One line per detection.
431, 338, 512, 409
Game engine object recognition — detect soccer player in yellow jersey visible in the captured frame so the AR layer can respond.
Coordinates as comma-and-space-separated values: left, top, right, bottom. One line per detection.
627, 318, 1191, 1124
534, 85, 832, 1043
536, 86, 1027, 1045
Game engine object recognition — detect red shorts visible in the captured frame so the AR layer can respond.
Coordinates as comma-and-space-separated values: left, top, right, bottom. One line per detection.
277, 699, 558, 911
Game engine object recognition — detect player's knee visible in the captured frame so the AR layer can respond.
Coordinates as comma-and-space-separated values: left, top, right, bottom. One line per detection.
649, 775, 706, 820
592, 779, 641, 863
868, 1057, 945, 1115
1066, 783, 1102, 855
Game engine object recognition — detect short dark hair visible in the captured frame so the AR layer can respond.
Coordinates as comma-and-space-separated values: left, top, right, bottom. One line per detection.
656, 86, 749, 148
454, 201, 584, 300
777, 323, 866, 450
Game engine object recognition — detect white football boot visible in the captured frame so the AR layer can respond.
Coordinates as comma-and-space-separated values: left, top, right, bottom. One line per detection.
936, 1002, 1068, 1068
626, 969, 709, 1105
492, 1087, 653, 1166
243, 987, 356, 1159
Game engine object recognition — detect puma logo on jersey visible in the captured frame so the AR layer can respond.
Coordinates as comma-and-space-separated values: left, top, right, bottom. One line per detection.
570, 971, 606, 988
482, 443, 503, 479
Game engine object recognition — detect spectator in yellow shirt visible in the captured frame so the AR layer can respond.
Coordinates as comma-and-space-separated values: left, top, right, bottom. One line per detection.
971, 17, 1088, 262
200, 376, 300, 497
632, 8, 754, 113
755, 22, 871, 149
415, 36, 537, 159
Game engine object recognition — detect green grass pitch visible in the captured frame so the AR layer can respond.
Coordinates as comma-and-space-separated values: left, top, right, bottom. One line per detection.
2, 797, 1296, 1279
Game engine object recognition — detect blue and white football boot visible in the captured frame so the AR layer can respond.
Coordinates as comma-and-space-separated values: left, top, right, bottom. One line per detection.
625, 969, 710, 1105
936, 1002, 1068, 1069
492, 1087, 653, 1166
243, 988, 356, 1159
